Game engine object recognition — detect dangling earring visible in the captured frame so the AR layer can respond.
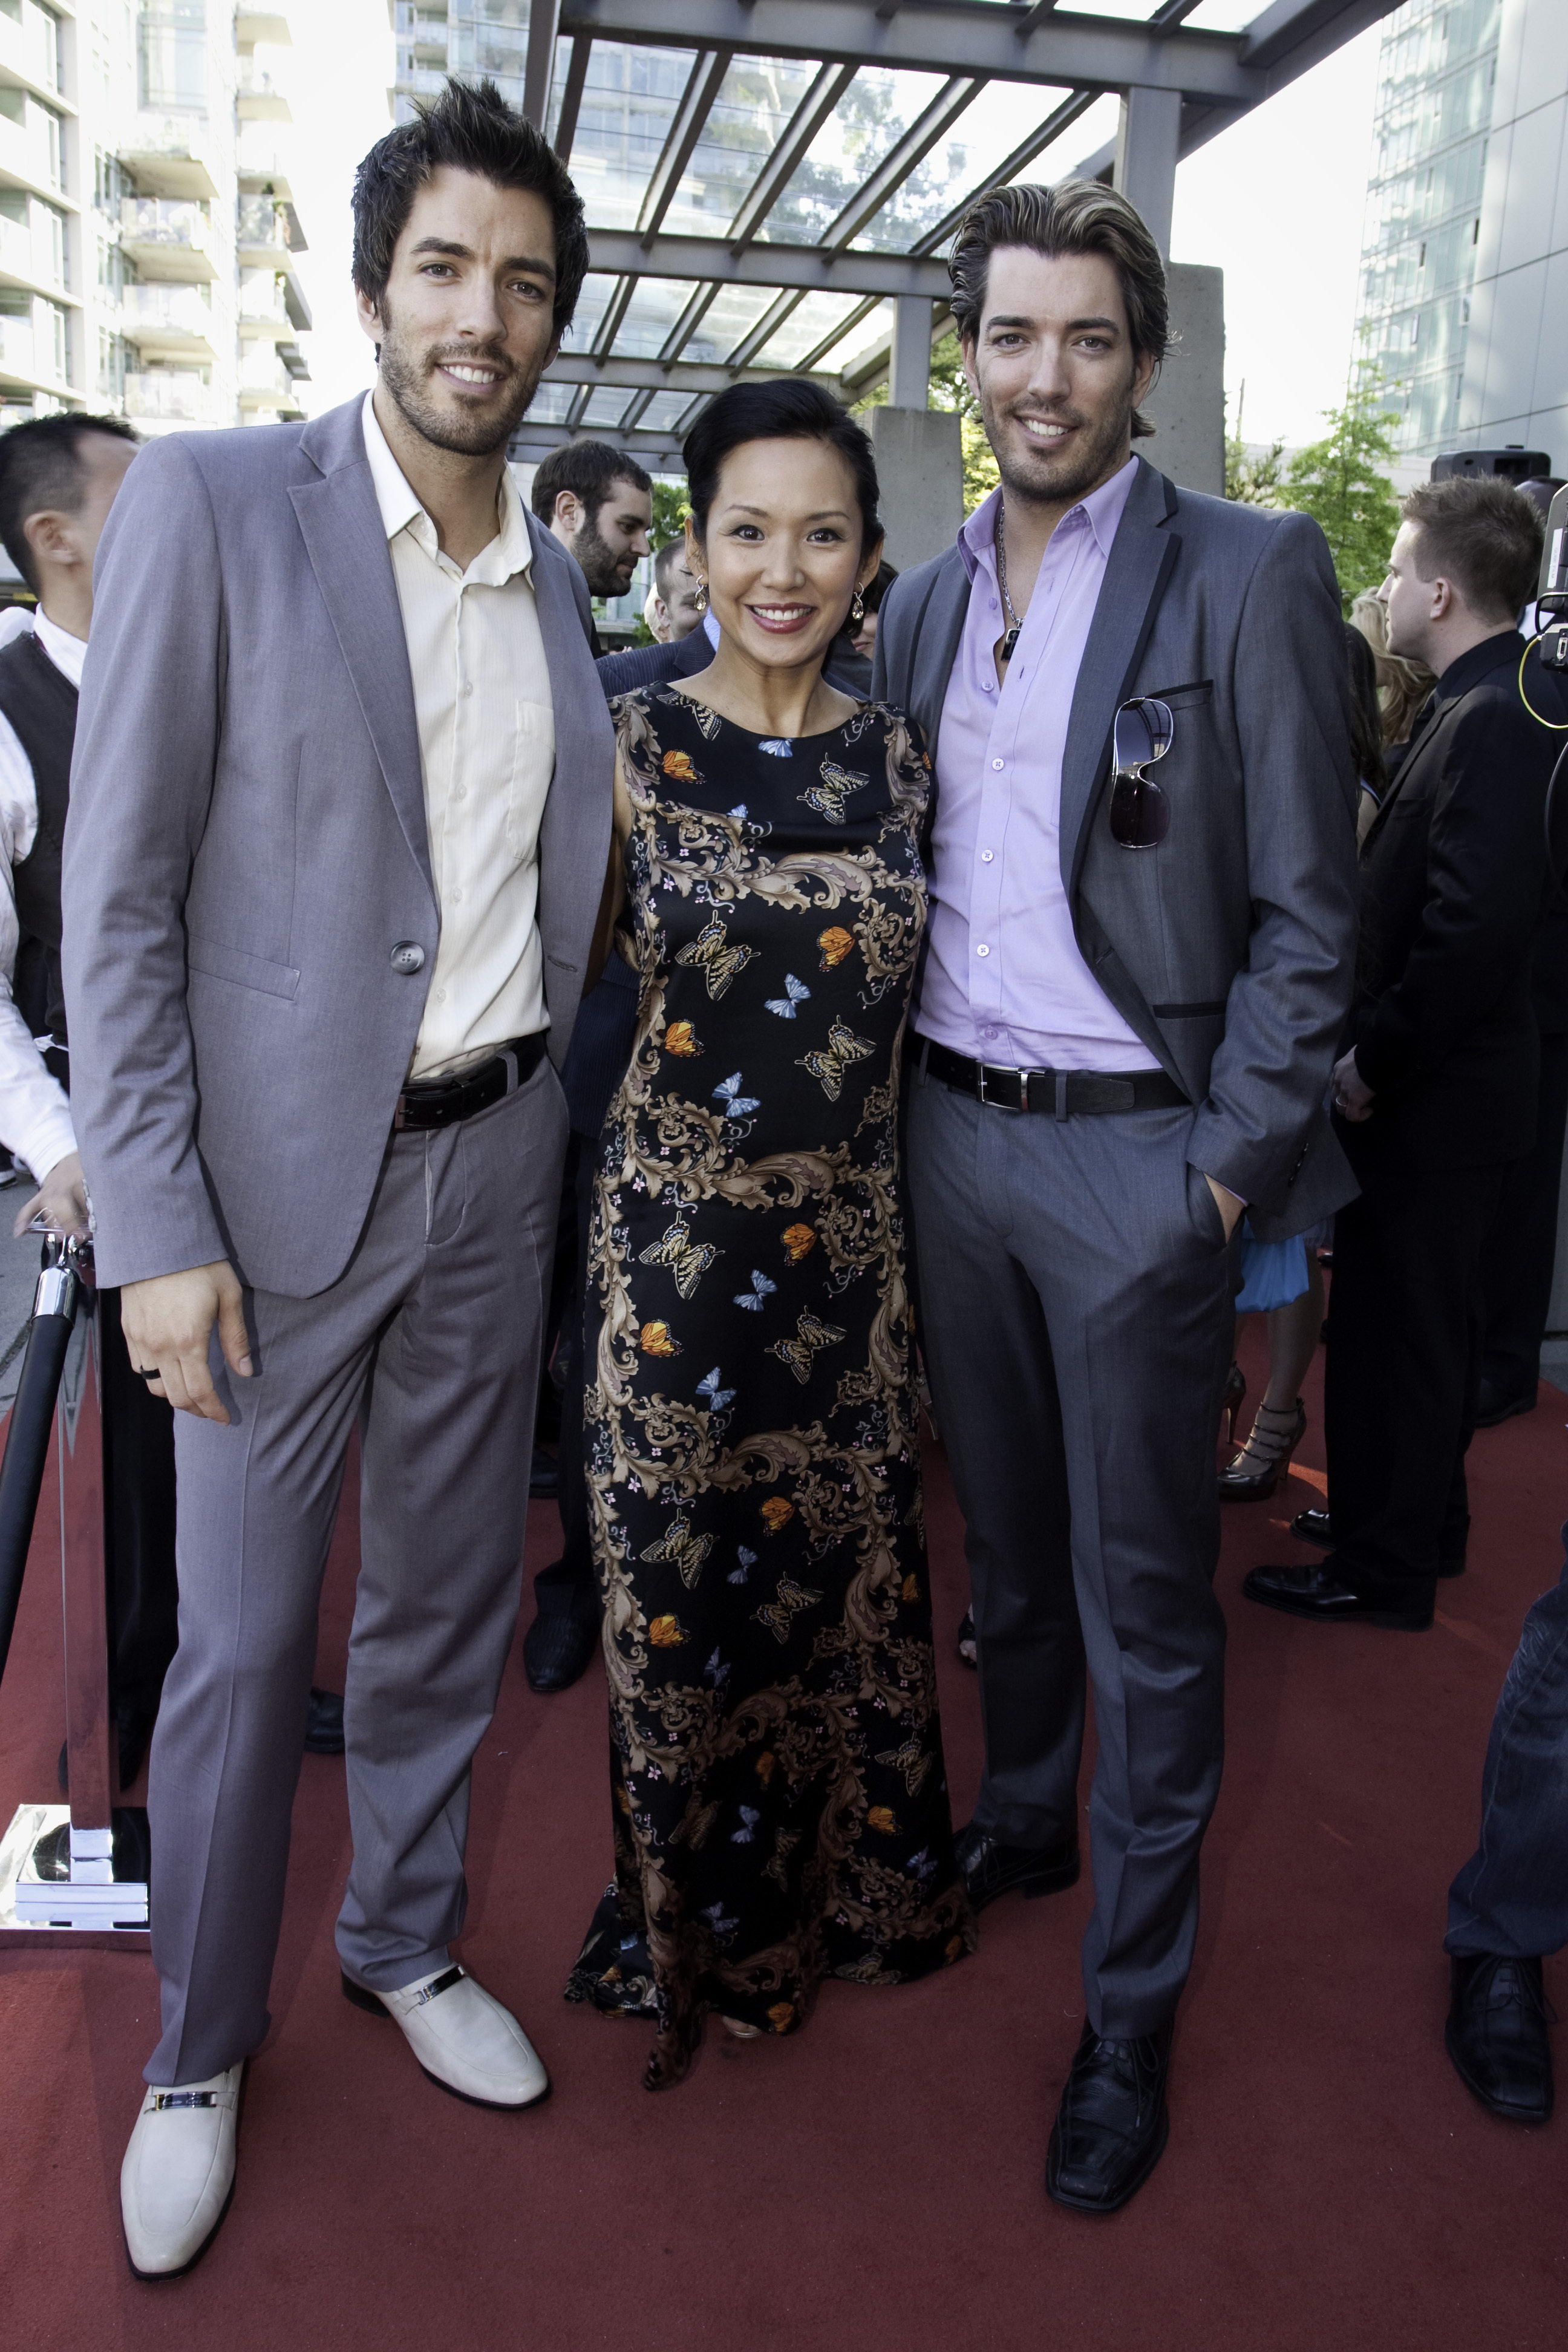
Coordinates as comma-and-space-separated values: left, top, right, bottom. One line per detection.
850, 587, 866, 625
693, 578, 709, 613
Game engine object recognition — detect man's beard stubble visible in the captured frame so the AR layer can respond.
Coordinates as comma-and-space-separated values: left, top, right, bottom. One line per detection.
980, 376, 1137, 512
376, 296, 543, 458
570, 511, 635, 599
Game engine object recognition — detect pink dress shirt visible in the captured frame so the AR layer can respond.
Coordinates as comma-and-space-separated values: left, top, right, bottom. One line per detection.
918, 459, 1160, 1073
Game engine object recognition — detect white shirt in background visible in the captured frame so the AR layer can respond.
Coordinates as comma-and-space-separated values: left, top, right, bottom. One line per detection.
361, 393, 555, 1080
0, 607, 87, 1184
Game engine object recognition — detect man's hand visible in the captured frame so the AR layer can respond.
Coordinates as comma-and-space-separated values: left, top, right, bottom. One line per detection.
13, 1150, 89, 1241
1331, 1048, 1375, 1124
1204, 1175, 1246, 1241
120, 1260, 252, 1424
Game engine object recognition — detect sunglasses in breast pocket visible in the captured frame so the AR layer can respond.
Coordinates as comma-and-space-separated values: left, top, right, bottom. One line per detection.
1109, 696, 1174, 849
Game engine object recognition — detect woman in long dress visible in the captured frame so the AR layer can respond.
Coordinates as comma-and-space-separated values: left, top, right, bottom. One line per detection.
565, 381, 973, 2088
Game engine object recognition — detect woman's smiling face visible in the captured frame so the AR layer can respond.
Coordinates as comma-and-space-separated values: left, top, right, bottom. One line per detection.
688, 436, 881, 677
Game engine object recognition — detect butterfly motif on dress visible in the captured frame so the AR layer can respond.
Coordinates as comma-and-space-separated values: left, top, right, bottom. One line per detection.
676, 915, 753, 1001
765, 973, 811, 1019
713, 1071, 762, 1122
796, 1019, 875, 1102
639, 1513, 713, 1589
727, 803, 748, 820
875, 1732, 935, 1795
758, 739, 793, 758
768, 1310, 846, 1385
802, 760, 869, 823
728, 1544, 758, 1586
701, 1900, 740, 1943
905, 1846, 938, 1882
754, 1574, 825, 1644
731, 1806, 762, 1844
638, 1213, 720, 1300
696, 1365, 738, 1414
705, 1647, 730, 1694
734, 1269, 777, 1313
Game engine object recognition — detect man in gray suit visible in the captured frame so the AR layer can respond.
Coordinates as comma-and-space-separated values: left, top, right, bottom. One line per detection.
874, 181, 1358, 2212
61, 82, 612, 2278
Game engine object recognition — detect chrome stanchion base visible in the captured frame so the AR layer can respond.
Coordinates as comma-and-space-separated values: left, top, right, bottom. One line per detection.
0, 1802, 151, 1947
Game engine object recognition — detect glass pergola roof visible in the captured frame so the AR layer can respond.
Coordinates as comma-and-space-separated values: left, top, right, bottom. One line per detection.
505, 0, 1393, 464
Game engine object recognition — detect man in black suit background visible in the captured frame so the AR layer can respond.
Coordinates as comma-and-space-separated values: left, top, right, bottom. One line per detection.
1249, 477, 1558, 1632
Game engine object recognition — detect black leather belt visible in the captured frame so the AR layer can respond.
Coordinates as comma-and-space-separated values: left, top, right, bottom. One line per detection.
918, 1036, 1187, 1117
394, 1033, 547, 1132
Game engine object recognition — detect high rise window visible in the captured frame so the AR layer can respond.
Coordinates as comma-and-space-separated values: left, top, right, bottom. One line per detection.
139, 1, 206, 113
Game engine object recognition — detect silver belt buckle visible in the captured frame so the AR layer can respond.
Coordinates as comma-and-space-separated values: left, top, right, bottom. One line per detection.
976, 1062, 1028, 1113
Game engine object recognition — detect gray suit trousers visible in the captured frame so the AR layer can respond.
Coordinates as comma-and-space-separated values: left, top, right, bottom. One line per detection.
145, 1063, 568, 2085
906, 1073, 1233, 2039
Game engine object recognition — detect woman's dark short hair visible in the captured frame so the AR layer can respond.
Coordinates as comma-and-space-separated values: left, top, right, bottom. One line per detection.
947, 179, 1171, 439
682, 381, 881, 552
352, 77, 589, 341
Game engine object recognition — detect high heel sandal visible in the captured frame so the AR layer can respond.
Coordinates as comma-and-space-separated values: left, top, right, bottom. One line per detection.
1218, 1398, 1306, 1501
1221, 1361, 1246, 1448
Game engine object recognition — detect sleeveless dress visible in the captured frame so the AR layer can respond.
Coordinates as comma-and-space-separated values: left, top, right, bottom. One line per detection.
564, 685, 974, 2088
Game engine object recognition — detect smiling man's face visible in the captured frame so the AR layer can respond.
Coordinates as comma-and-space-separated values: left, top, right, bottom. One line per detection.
963, 245, 1154, 511
359, 164, 560, 457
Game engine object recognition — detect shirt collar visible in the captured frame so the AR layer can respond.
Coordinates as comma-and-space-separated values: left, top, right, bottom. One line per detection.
702, 607, 720, 649
34, 607, 87, 688
957, 454, 1140, 583
1434, 627, 1523, 705
360, 390, 533, 584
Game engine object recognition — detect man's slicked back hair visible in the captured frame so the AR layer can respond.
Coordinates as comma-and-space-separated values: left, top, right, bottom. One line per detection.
0, 412, 139, 593
529, 440, 652, 529
947, 178, 1171, 440
1400, 476, 1544, 626
352, 76, 589, 339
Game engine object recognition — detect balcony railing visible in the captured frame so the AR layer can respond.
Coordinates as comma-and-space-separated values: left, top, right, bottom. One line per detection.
120, 198, 207, 249
123, 370, 217, 422
0, 313, 36, 379
236, 195, 288, 252
119, 284, 216, 348
117, 114, 220, 203
238, 272, 287, 327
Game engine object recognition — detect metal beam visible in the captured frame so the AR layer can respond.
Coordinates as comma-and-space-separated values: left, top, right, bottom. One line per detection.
1115, 84, 1180, 258
725, 60, 858, 252
636, 47, 734, 247
586, 227, 952, 299
552, 35, 591, 162
522, 0, 562, 129
542, 351, 848, 396
730, 288, 808, 368
820, 74, 981, 253
558, 0, 1266, 104
887, 294, 932, 409
592, 275, 638, 358
512, 423, 694, 467
912, 84, 1099, 254
1242, 0, 1400, 78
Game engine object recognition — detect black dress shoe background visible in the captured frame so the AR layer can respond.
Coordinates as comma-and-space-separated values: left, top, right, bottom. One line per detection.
954, 1821, 1079, 1911
1288, 1508, 1464, 1579
1473, 1373, 1537, 1429
1446, 1953, 1554, 2123
304, 1687, 345, 1755
523, 1610, 598, 1695
1047, 2019, 1172, 2213
1243, 1563, 1433, 1630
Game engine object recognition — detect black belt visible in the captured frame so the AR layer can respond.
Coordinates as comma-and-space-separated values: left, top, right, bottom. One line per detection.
394, 1033, 547, 1132
918, 1037, 1187, 1117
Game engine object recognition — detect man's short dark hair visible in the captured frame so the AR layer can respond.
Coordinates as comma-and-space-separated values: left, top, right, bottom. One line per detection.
653, 537, 690, 598
947, 179, 1171, 440
1400, 476, 1544, 625
530, 440, 652, 530
0, 413, 139, 593
353, 77, 589, 341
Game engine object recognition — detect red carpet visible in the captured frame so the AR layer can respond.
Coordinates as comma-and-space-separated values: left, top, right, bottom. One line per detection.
3, 1326, 1567, 2350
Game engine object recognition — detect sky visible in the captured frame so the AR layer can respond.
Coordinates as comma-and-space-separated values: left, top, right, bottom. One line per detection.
283, 3, 1387, 452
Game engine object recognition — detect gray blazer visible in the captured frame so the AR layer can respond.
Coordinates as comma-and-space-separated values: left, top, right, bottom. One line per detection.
61, 396, 613, 1297
873, 456, 1360, 1236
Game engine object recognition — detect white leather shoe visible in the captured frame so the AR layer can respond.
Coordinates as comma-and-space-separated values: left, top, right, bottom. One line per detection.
120, 2065, 242, 2279
342, 1964, 550, 2109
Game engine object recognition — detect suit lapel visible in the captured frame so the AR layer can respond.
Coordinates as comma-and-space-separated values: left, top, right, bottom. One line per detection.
1062, 460, 1181, 897
907, 551, 971, 764
290, 403, 433, 903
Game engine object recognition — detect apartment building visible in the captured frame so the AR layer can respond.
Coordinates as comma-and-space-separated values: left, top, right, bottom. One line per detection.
0, 2, 312, 439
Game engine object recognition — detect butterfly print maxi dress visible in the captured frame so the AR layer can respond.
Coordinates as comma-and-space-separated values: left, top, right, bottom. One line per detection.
565, 686, 974, 2086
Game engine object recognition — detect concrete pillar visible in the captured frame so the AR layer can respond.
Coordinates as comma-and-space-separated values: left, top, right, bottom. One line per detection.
889, 296, 932, 411
1140, 261, 1224, 497
867, 407, 964, 573
1114, 85, 1181, 260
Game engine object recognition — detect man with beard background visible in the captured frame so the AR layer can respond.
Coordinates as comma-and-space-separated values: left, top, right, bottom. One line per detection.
61, 80, 612, 2276
531, 440, 652, 648
874, 180, 1359, 2212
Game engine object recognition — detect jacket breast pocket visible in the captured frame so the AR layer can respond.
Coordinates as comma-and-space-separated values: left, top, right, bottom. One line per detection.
1145, 679, 1214, 711
187, 934, 301, 1001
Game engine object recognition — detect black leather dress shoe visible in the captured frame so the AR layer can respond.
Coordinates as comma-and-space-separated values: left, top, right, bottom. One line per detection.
1287, 1508, 1463, 1579
523, 1611, 598, 1695
1446, 1953, 1553, 2123
304, 1687, 345, 1755
1474, 1375, 1537, 1430
954, 1820, 1079, 1911
1243, 1563, 1432, 1629
1047, 2019, 1172, 2213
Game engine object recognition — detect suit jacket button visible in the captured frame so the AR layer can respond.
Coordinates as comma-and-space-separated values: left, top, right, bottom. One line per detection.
391, 941, 425, 975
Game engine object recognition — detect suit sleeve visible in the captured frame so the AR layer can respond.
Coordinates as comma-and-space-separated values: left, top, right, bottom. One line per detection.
1186, 511, 1361, 1204
59, 435, 229, 1285
1352, 697, 1550, 1093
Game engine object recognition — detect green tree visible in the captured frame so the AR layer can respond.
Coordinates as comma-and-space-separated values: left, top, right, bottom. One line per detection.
1225, 429, 1285, 506
1275, 377, 1403, 612
650, 477, 691, 547
852, 330, 999, 515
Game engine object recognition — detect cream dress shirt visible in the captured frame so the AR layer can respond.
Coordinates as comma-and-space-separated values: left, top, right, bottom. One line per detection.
361, 393, 555, 1079
0, 609, 88, 1181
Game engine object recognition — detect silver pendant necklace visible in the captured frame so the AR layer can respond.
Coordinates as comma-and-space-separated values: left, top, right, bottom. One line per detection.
995, 498, 1024, 663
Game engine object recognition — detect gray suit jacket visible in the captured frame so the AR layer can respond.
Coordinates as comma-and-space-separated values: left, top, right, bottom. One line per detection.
873, 456, 1359, 1235
61, 396, 613, 1296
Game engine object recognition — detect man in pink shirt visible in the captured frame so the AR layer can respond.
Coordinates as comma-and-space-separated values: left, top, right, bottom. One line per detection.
874, 180, 1359, 2211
